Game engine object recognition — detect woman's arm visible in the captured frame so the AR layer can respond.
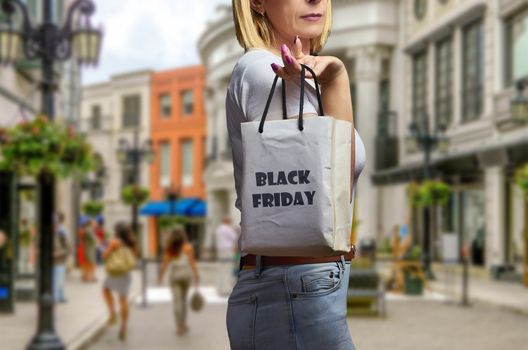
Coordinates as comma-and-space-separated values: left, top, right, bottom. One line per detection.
185, 244, 200, 286
102, 238, 119, 260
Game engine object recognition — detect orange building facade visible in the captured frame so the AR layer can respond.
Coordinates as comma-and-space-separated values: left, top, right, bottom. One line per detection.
148, 65, 207, 255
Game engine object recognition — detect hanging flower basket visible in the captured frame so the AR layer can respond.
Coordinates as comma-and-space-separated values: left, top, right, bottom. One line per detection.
408, 180, 452, 207
0, 115, 95, 178
82, 201, 104, 217
515, 164, 528, 196
121, 185, 150, 206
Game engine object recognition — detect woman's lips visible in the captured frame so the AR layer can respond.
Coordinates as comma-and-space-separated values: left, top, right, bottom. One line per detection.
301, 13, 322, 22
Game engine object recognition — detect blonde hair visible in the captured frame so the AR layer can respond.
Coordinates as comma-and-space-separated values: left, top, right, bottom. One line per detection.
232, 0, 332, 55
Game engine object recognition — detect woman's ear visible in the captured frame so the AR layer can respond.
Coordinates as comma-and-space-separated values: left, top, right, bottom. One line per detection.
250, 0, 265, 16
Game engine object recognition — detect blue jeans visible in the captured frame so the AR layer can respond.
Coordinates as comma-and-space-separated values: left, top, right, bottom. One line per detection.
53, 264, 66, 302
226, 257, 355, 350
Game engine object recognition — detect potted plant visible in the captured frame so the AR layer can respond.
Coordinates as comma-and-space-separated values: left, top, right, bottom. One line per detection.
0, 116, 95, 178
82, 201, 104, 218
121, 185, 150, 206
403, 245, 424, 295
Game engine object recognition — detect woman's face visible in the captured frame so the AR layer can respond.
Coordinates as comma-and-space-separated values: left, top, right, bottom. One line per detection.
260, 0, 328, 43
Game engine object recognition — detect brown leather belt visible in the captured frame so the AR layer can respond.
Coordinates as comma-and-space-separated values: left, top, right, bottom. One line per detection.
240, 249, 355, 269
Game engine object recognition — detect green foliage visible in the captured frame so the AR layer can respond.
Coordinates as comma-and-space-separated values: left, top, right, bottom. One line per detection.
407, 180, 452, 207
121, 185, 150, 206
406, 245, 422, 261
82, 201, 104, 217
515, 163, 528, 196
158, 215, 187, 231
0, 116, 95, 178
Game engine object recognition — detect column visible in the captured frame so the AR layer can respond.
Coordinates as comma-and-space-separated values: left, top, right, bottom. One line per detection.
484, 166, 506, 269
347, 46, 383, 241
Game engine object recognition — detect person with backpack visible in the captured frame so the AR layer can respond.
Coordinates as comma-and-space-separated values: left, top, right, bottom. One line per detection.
102, 222, 137, 341
158, 227, 201, 336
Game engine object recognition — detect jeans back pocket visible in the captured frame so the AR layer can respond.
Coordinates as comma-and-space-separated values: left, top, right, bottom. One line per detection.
226, 295, 258, 350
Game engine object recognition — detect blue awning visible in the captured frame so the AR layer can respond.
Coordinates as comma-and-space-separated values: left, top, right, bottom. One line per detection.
139, 198, 206, 217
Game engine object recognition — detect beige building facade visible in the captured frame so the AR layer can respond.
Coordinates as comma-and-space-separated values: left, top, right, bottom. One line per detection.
80, 70, 152, 253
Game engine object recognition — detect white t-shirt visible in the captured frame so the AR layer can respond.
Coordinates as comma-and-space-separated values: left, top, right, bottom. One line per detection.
215, 223, 238, 253
225, 48, 366, 233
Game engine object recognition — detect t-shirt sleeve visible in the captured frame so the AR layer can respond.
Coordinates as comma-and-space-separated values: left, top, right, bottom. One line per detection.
237, 51, 318, 122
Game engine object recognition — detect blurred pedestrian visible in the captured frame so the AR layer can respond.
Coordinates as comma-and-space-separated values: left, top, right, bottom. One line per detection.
80, 220, 97, 282
158, 227, 200, 336
95, 217, 107, 265
102, 222, 137, 341
18, 218, 33, 273
53, 212, 71, 303
214, 217, 238, 296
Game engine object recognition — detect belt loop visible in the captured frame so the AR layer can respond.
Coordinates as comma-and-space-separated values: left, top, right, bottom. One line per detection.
339, 255, 346, 272
254, 255, 262, 278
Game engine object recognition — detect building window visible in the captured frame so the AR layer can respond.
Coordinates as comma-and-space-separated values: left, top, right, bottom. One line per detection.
462, 19, 484, 123
435, 36, 453, 127
160, 93, 171, 118
91, 105, 101, 130
181, 140, 194, 187
378, 59, 391, 135
181, 90, 194, 116
160, 142, 171, 188
505, 8, 528, 85
122, 95, 141, 128
412, 50, 428, 123
414, 0, 427, 20
121, 166, 135, 190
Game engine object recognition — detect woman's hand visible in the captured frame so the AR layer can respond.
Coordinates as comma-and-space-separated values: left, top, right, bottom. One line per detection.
270, 36, 346, 86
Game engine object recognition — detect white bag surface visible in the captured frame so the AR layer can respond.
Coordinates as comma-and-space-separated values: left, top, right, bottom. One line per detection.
239, 64, 352, 256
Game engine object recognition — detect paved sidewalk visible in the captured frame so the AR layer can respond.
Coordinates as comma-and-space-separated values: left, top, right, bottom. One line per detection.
428, 265, 528, 315
0, 267, 140, 350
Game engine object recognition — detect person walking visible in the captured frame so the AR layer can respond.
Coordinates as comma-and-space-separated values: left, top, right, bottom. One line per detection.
102, 222, 137, 341
158, 227, 200, 336
18, 219, 33, 274
80, 220, 97, 282
226, 1, 366, 349
214, 218, 238, 296
53, 212, 71, 303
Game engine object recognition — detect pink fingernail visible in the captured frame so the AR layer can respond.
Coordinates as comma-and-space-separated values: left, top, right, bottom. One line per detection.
271, 63, 280, 72
285, 55, 292, 64
281, 44, 288, 54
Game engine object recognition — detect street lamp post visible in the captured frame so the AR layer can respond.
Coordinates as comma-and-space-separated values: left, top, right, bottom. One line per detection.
0, 1, 101, 349
116, 129, 153, 308
407, 114, 448, 280
116, 129, 153, 239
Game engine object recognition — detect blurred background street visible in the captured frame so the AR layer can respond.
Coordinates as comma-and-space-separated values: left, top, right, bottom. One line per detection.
1, 0, 528, 349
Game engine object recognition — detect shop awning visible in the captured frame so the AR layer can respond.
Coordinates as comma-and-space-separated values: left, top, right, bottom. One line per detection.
139, 198, 207, 217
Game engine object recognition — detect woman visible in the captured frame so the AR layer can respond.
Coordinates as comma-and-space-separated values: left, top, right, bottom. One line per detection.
102, 222, 136, 341
158, 227, 200, 336
226, 1, 366, 349
80, 220, 97, 282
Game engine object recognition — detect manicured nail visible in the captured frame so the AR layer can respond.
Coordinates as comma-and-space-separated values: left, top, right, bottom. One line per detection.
281, 44, 288, 54
271, 63, 280, 72
285, 55, 292, 64
293, 35, 298, 44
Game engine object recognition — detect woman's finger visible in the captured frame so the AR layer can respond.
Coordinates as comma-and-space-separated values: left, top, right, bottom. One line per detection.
280, 44, 301, 77
292, 35, 303, 58
270, 63, 295, 81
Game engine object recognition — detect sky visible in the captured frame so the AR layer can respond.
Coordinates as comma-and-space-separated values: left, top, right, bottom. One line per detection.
82, 0, 231, 86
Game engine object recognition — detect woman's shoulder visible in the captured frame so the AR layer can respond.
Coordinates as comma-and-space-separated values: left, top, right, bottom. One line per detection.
230, 48, 281, 86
